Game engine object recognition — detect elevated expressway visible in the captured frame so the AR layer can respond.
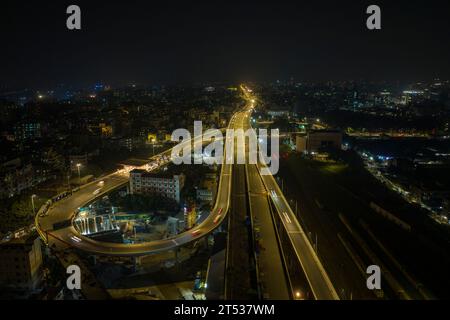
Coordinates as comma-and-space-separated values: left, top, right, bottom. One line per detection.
256, 162, 339, 300
36, 87, 338, 299
240, 88, 339, 300
35, 111, 249, 256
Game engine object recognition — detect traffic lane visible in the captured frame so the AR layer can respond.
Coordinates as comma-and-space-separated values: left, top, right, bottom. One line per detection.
247, 164, 290, 299
41, 131, 219, 231
40, 174, 128, 230
40, 104, 246, 255
47, 167, 232, 255
272, 198, 336, 300
287, 231, 337, 300
247, 163, 266, 194
278, 161, 376, 299
48, 168, 232, 256
262, 173, 338, 300
239, 94, 337, 299
227, 163, 253, 299
41, 131, 220, 230
271, 196, 301, 234
250, 194, 290, 299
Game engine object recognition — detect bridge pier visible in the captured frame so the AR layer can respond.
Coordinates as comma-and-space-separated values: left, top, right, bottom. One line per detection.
93, 216, 98, 233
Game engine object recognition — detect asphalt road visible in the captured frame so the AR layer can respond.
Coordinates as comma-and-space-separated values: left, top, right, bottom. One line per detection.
241, 87, 339, 300
37, 118, 237, 256
258, 158, 339, 300
37, 87, 339, 300
277, 160, 379, 299
225, 163, 256, 300
239, 108, 290, 299
246, 163, 290, 299
224, 105, 261, 299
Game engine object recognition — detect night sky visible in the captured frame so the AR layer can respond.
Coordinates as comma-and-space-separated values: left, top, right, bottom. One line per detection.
1, 0, 450, 89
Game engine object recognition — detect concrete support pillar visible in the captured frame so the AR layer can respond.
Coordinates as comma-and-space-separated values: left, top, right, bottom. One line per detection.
99, 216, 104, 231
93, 216, 98, 233
81, 219, 86, 234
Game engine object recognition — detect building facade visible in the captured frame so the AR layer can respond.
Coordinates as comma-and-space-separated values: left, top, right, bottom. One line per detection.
0, 158, 34, 198
129, 169, 185, 203
296, 130, 342, 153
0, 232, 43, 293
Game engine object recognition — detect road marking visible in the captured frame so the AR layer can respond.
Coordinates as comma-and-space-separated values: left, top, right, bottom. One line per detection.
281, 211, 292, 224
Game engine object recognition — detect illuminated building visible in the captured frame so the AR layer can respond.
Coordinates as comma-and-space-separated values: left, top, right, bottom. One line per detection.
129, 169, 185, 202
13, 122, 41, 141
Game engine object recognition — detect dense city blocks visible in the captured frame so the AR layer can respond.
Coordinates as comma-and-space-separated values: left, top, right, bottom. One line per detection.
0, 2, 449, 317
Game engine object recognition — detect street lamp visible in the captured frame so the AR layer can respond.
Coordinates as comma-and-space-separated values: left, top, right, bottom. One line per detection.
294, 290, 303, 300
31, 194, 37, 215
76, 163, 82, 184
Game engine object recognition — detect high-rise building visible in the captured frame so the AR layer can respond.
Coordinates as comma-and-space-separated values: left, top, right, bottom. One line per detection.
14, 122, 41, 141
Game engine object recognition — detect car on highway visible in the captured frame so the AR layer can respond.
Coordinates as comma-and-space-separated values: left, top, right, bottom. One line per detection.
281, 211, 292, 224
213, 208, 224, 224
191, 229, 202, 236
70, 235, 82, 243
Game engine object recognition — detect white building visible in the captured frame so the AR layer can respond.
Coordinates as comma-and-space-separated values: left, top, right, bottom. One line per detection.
129, 169, 185, 203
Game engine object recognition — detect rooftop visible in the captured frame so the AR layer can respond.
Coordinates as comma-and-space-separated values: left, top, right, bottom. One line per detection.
0, 230, 40, 247
120, 158, 150, 167
130, 169, 182, 180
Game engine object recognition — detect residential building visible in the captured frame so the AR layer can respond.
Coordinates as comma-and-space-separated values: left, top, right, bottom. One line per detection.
129, 169, 185, 202
0, 232, 43, 293
297, 130, 342, 153
307, 130, 342, 152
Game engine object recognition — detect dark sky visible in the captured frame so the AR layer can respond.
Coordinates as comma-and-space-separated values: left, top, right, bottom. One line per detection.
1, 0, 450, 89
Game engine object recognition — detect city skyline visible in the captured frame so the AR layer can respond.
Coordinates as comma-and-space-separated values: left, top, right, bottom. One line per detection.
1, 0, 450, 309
